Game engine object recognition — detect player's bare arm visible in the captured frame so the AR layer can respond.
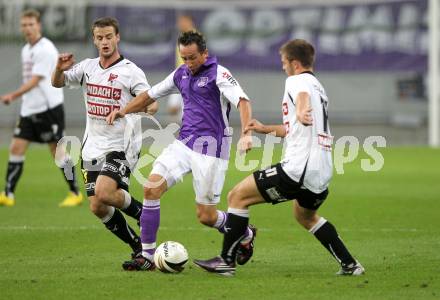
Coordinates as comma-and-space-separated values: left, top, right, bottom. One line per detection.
106, 91, 156, 125
145, 101, 159, 115
238, 97, 253, 154
1, 75, 43, 105
51, 53, 75, 88
296, 91, 313, 126
245, 119, 286, 138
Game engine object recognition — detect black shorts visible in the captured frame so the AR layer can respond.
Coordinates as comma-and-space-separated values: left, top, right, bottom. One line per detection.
81, 151, 132, 197
253, 163, 329, 210
14, 104, 65, 143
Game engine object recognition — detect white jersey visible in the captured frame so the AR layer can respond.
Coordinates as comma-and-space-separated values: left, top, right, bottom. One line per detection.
21, 37, 64, 117
63, 56, 150, 165
281, 72, 333, 194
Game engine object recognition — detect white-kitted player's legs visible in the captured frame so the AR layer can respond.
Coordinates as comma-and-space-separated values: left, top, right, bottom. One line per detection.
48, 142, 82, 207
81, 151, 144, 264
0, 138, 29, 206
294, 202, 365, 275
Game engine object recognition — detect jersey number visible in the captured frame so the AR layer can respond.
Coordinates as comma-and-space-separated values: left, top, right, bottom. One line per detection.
321, 97, 329, 133
282, 102, 288, 116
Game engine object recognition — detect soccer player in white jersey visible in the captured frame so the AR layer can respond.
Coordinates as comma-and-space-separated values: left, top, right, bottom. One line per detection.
195, 39, 365, 276
52, 17, 158, 259
107, 31, 256, 271
0, 9, 82, 207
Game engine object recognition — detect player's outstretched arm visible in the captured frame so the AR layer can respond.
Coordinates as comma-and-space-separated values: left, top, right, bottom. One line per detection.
1, 75, 42, 105
106, 91, 155, 125
52, 53, 75, 88
245, 119, 287, 138
238, 98, 253, 154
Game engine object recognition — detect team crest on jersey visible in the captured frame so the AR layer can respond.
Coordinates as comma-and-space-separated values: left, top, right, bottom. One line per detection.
112, 88, 121, 100
197, 77, 209, 87
108, 73, 118, 82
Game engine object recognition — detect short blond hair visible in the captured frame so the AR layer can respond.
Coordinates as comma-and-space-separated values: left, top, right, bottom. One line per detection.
21, 9, 41, 23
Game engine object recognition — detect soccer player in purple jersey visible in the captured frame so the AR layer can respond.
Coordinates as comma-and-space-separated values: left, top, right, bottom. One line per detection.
107, 31, 257, 271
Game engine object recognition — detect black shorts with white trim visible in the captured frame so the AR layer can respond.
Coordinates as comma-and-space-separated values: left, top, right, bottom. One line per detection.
14, 104, 65, 143
80, 151, 131, 197
253, 163, 328, 210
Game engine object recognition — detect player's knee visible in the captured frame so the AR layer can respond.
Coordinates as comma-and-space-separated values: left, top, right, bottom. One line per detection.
227, 188, 237, 206
89, 199, 106, 217
143, 186, 163, 200
227, 185, 244, 207
197, 211, 216, 226
89, 201, 99, 215
294, 209, 318, 230
9, 144, 25, 156
295, 215, 310, 229
94, 185, 112, 204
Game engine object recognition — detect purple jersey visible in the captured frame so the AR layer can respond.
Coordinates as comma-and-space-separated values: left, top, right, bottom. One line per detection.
149, 57, 248, 159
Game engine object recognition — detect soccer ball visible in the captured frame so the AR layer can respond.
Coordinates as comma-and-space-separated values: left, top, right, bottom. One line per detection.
154, 241, 188, 273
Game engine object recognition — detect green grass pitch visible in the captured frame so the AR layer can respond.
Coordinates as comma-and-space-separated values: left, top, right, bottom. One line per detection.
0, 146, 439, 299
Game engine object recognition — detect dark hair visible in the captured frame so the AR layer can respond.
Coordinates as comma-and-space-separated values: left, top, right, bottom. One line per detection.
92, 17, 119, 35
178, 30, 206, 53
21, 9, 41, 23
279, 39, 315, 68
